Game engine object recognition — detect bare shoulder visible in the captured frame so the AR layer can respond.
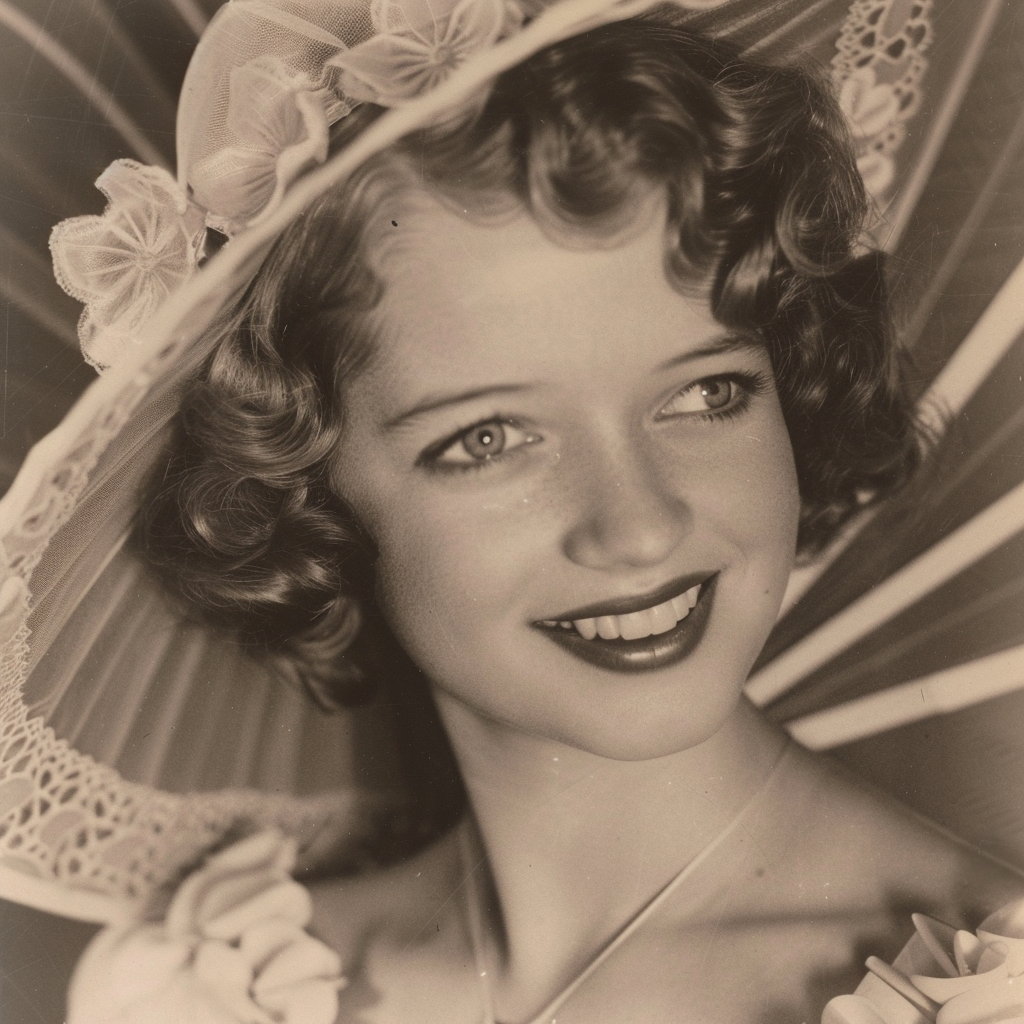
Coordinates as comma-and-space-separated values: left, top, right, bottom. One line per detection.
564, 745, 1024, 1024
305, 825, 467, 966
774, 743, 1024, 924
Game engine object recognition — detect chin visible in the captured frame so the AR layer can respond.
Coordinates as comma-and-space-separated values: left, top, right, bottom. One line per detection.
537, 671, 749, 762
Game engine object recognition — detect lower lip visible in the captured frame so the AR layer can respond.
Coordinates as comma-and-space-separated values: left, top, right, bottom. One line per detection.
536, 575, 718, 674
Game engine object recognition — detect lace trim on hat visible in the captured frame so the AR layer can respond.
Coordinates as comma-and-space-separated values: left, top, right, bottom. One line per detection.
833, 0, 934, 205
5, 0, 933, 918
0, 355, 363, 911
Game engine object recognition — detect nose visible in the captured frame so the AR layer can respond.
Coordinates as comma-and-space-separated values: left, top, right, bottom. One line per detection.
561, 440, 691, 572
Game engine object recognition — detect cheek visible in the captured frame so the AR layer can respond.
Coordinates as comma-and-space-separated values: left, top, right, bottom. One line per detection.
354, 488, 536, 672
681, 403, 800, 565
760, 408, 802, 552
732, 414, 800, 591
735, 418, 801, 562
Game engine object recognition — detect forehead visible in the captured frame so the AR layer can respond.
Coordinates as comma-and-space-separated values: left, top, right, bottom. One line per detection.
368, 193, 725, 384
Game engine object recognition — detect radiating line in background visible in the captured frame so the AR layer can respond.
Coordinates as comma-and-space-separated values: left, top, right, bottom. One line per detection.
901, 100, 1024, 355
787, 643, 1024, 750
917, 255, 1024, 439
0, 224, 77, 347
877, 0, 1006, 254
88, 0, 178, 127
747, 479, 1024, 706
778, 508, 875, 618
776, 249, 1024, 617
0, 0, 167, 168
740, 0, 833, 57
164, 0, 210, 36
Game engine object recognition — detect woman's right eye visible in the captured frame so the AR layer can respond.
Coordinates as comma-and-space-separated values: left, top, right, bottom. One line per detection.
419, 418, 541, 471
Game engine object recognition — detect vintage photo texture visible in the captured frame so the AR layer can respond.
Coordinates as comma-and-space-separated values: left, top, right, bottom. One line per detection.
0, 0, 1021, 1021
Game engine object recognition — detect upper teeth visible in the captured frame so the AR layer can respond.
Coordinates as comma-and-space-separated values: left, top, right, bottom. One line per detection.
543, 584, 702, 641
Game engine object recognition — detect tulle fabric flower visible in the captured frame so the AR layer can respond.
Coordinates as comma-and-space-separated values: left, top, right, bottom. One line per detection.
189, 57, 348, 237
67, 831, 345, 1024
330, 0, 522, 106
49, 160, 206, 370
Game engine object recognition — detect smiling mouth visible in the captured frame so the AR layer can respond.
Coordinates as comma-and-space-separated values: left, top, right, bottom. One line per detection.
534, 573, 718, 674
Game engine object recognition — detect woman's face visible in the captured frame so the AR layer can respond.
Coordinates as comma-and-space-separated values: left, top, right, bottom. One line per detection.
334, 195, 800, 760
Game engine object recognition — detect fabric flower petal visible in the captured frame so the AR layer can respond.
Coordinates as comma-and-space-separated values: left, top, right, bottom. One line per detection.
202, 879, 313, 940
190, 60, 331, 233
977, 933, 1024, 975
69, 924, 192, 1019
331, 0, 517, 105
189, 146, 281, 229
839, 68, 901, 140
258, 978, 343, 1024
330, 33, 438, 103
49, 159, 204, 369
979, 897, 1024, 939
67, 924, 245, 1024
441, 0, 508, 54
856, 152, 895, 198
370, 0, 454, 38
225, 59, 314, 155
954, 929, 986, 975
936, 976, 1024, 1024
250, 934, 344, 995
193, 940, 271, 1024
166, 831, 295, 938
95, 160, 190, 219
913, 962, 1010, 1003
239, 919, 310, 969
257, 89, 332, 220
821, 994, 889, 1024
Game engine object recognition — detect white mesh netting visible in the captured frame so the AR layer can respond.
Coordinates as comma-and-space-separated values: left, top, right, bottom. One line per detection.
176, 0, 375, 186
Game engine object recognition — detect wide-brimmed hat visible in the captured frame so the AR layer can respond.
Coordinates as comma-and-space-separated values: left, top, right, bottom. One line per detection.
0, 0, 940, 923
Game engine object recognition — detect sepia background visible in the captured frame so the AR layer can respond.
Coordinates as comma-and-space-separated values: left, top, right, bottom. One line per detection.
0, 0, 1021, 1020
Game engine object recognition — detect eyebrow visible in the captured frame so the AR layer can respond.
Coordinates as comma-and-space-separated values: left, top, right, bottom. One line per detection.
655, 332, 766, 372
382, 333, 764, 430
383, 383, 535, 430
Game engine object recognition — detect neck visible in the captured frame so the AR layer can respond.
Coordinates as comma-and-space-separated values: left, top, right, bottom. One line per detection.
434, 691, 787, 1019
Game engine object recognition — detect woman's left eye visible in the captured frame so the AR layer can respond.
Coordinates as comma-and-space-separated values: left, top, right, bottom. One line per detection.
422, 419, 541, 470
656, 374, 757, 420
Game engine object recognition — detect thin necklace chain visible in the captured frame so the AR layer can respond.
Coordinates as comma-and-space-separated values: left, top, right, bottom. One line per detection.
462, 740, 792, 1024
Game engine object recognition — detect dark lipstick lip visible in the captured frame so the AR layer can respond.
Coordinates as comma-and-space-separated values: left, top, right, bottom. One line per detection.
535, 574, 718, 674
536, 569, 716, 623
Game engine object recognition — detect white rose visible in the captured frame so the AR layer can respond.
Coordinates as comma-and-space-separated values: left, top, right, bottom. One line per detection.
824, 898, 1024, 1024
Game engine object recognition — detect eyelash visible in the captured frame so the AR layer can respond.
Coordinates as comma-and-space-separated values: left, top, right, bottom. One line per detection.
417, 372, 770, 474
655, 371, 771, 424
417, 417, 540, 474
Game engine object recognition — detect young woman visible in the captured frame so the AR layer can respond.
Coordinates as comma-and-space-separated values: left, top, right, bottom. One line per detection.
37, 3, 1024, 1023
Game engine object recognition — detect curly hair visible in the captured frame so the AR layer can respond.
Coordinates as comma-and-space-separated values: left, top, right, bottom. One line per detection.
136, 12, 919, 708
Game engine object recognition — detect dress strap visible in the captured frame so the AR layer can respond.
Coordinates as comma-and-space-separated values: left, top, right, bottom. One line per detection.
464, 739, 795, 1024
